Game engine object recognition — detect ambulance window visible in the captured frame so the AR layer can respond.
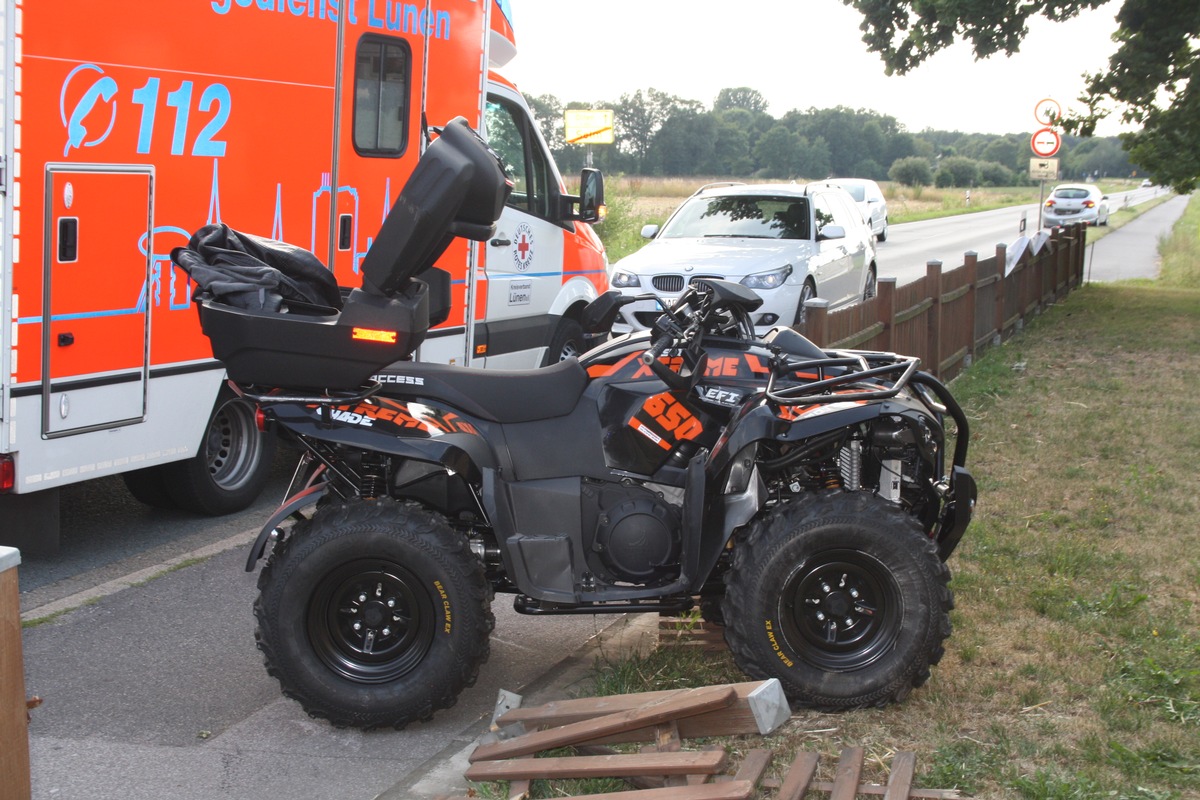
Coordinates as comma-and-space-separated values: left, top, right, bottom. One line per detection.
485, 95, 552, 219
354, 36, 410, 156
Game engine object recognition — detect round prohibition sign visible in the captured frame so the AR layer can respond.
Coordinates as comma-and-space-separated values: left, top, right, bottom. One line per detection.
1031, 127, 1061, 158
1034, 98, 1063, 126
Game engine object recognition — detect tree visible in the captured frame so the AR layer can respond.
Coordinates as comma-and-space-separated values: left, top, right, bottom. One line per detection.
614, 89, 702, 173
889, 156, 933, 187
845, 0, 1200, 191
754, 124, 801, 178
715, 87, 770, 115
936, 156, 983, 187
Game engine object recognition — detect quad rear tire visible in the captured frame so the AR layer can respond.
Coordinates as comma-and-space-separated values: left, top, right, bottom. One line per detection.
254, 498, 494, 729
723, 492, 952, 709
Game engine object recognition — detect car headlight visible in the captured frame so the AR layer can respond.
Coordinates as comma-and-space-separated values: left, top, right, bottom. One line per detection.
610, 270, 641, 288
740, 265, 793, 290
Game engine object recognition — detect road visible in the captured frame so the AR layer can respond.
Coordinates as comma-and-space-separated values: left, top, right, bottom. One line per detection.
876, 186, 1166, 286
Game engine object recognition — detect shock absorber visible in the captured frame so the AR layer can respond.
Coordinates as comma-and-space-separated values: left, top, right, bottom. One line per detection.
359, 454, 389, 499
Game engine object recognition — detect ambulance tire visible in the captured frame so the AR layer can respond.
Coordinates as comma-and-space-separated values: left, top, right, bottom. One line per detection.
544, 317, 585, 365
162, 386, 277, 516
121, 466, 178, 509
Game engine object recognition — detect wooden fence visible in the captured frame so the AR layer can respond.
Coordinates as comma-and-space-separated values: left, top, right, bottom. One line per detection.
798, 222, 1087, 381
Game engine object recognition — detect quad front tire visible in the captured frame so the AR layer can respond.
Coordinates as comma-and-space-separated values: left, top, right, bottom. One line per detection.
254, 498, 494, 729
723, 492, 952, 709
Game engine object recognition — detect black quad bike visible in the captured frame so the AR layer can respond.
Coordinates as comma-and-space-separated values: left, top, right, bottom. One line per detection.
175, 118, 976, 730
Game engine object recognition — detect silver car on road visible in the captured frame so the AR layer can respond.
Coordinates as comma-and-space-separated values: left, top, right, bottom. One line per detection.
1043, 183, 1110, 227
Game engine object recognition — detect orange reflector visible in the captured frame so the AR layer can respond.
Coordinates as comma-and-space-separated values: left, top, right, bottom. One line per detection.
352, 327, 398, 343
475, 344, 487, 355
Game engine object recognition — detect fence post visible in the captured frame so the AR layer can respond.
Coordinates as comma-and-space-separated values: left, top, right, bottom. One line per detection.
994, 243, 1007, 345
876, 277, 897, 353
1, 547, 31, 800
964, 251, 978, 367
805, 298, 830, 347
925, 261, 943, 379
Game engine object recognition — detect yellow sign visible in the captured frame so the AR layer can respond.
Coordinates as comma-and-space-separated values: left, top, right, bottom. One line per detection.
564, 109, 614, 145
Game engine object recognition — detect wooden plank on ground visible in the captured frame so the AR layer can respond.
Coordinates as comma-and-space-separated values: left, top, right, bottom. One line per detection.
470, 685, 737, 763
830, 747, 865, 800
776, 751, 819, 800
810, 783, 962, 799
464, 750, 728, 782
885, 751, 917, 800
732, 747, 773, 787
498, 681, 784, 742
575, 744, 665, 790
551, 781, 755, 800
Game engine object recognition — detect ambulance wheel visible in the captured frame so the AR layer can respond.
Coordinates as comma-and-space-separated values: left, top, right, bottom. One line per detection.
255, 498, 494, 729
723, 492, 952, 709
121, 467, 177, 509
544, 317, 585, 364
162, 385, 276, 515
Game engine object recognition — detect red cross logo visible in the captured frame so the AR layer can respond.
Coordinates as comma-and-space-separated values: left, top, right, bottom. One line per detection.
512, 222, 534, 271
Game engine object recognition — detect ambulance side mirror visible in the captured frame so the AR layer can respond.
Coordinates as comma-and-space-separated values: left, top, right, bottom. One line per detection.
567, 168, 605, 224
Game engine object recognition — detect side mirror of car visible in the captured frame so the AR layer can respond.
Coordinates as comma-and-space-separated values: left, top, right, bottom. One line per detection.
640, 224, 660, 239
817, 224, 846, 241
566, 168, 606, 223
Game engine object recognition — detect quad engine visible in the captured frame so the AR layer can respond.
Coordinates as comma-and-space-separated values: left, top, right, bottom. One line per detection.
582, 480, 681, 585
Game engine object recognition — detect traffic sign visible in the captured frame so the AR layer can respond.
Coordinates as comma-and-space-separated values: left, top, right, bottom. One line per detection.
1029, 158, 1058, 181
1034, 98, 1062, 126
564, 109, 614, 145
1031, 128, 1061, 158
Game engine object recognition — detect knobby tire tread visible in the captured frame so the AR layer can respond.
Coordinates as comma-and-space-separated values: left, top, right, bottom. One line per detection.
722, 491, 952, 710
254, 498, 494, 730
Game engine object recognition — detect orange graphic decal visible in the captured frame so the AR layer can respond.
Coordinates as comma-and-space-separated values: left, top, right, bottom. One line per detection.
629, 391, 703, 450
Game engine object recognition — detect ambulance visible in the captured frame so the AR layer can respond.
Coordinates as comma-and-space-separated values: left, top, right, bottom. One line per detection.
0, 0, 608, 551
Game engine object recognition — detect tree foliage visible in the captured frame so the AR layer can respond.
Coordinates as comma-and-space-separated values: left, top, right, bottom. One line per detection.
525, 86, 1132, 187
845, 0, 1200, 192
888, 156, 933, 186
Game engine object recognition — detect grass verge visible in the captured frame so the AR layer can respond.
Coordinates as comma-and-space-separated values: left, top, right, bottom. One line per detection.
477, 195, 1200, 798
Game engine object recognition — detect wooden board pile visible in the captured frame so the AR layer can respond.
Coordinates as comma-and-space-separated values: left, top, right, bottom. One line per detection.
437, 680, 965, 800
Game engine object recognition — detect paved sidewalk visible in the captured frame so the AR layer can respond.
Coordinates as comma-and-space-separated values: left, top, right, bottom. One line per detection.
1083, 193, 1190, 282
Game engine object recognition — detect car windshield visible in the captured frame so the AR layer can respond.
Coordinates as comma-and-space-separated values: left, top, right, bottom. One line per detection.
659, 195, 810, 240
1054, 188, 1092, 199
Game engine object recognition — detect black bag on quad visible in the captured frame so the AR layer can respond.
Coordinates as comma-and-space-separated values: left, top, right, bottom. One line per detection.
180, 118, 977, 730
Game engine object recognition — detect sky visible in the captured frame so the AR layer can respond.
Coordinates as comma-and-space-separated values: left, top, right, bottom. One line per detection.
500, 0, 1129, 138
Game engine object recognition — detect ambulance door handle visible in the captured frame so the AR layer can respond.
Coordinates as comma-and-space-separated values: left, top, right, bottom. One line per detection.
58, 333, 75, 347
490, 237, 511, 247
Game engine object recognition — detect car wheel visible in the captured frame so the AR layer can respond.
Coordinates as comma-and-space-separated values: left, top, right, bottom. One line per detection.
863, 266, 877, 302
542, 316, 585, 365
876, 218, 888, 243
793, 281, 817, 327
161, 385, 277, 515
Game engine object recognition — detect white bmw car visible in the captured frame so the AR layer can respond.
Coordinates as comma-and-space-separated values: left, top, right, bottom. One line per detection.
609, 182, 878, 333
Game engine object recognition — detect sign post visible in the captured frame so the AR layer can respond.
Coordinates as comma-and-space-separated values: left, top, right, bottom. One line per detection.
1030, 103, 1063, 228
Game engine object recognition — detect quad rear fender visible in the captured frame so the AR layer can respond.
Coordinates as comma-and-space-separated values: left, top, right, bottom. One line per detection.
267, 401, 498, 479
